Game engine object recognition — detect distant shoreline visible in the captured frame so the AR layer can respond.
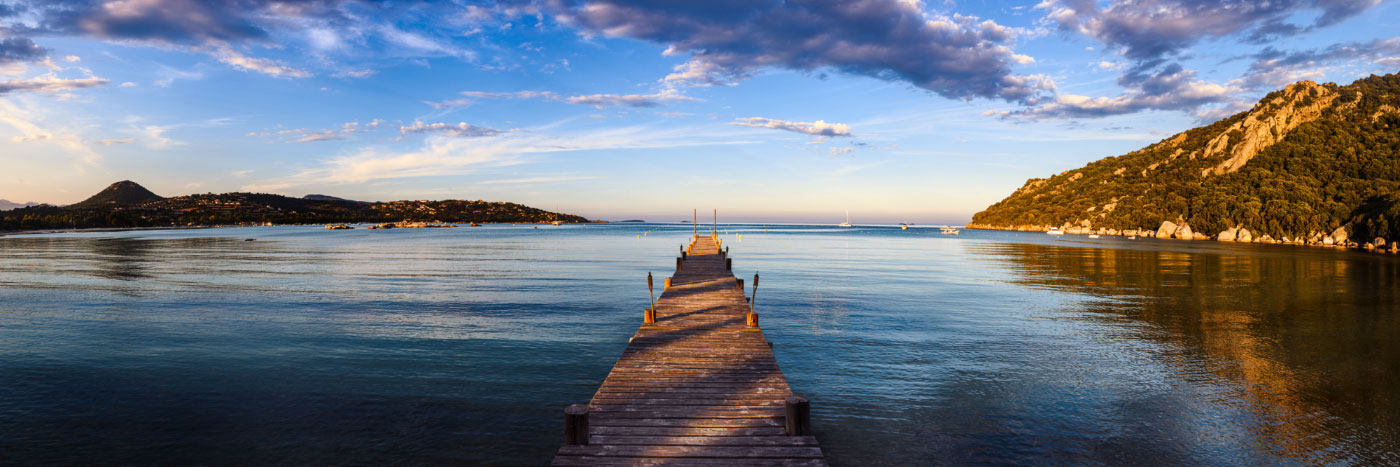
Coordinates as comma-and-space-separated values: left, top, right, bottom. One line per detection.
0, 225, 215, 237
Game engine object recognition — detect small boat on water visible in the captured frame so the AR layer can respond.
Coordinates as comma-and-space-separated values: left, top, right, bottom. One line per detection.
940, 226, 959, 235
1088, 234, 1100, 239
1046, 227, 1065, 235
900, 223, 909, 230
838, 210, 853, 228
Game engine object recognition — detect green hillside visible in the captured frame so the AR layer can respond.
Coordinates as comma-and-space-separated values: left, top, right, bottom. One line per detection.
970, 72, 1400, 247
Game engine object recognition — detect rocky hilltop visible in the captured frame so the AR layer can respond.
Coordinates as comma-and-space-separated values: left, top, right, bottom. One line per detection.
970, 72, 1400, 251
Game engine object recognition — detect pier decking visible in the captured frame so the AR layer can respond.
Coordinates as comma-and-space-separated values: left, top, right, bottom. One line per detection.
552, 235, 826, 466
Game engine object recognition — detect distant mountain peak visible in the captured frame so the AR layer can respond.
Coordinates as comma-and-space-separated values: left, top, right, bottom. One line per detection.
0, 200, 39, 211
69, 180, 164, 209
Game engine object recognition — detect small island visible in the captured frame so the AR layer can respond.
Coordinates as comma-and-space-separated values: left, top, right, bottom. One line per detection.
0, 181, 589, 232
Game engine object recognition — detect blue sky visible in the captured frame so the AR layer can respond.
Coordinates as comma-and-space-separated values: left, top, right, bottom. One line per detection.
1, 0, 1398, 223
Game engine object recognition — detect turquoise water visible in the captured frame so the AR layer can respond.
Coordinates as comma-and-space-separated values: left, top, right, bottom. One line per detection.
2, 224, 1398, 465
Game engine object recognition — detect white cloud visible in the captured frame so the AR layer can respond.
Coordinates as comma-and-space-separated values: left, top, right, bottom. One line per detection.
730, 117, 854, 137
423, 98, 474, 109
213, 46, 312, 78
398, 121, 505, 138
460, 89, 699, 108
0, 99, 102, 166
243, 121, 759, 191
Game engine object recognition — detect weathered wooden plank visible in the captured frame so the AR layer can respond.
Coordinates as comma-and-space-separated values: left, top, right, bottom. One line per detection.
556, 445, 825, 459
588, 436, 819, 446
588, 426, 788, 437
553, 456, 828, 466
589, 417, 784, 428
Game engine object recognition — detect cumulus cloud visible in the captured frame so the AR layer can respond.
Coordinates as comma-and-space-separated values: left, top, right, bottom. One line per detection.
1038, 0, 1382, 62
398, 121, 506, 138
546, 0, 1047, 102
0, 76, 107, 94
731, 117, 853, 137
0, 37, 46, 63
1233, 38, 1400, 90
999, 63, 1236, 119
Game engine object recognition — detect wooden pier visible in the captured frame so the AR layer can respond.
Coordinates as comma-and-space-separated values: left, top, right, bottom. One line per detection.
552, 233, 826, 466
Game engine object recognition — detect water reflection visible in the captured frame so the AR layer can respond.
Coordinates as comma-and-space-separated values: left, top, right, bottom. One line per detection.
968, 241, 1400, 464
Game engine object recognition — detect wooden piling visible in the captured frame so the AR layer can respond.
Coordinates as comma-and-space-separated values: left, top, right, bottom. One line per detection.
643, 308, 655, 324
747, 311, 759, 327
785, 395, 811, 436
564, 404, 590, 445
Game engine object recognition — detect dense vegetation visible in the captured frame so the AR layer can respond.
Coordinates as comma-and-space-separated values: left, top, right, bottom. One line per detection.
0, 182, 589, 231
971, 73, 1400, 242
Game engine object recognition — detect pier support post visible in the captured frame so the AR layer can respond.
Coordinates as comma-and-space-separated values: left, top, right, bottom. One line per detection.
746, 312, 758, 327
676, 257, 682, 272
736, 278, 744, 291
664, 277, 672, 289
785, 395, 810, 436
726, 258, 732, 271
565, 404, 590, 445
644, 308, 656, 324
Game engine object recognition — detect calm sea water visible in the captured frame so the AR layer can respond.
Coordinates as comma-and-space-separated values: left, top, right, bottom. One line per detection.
2, 224, 1399, 465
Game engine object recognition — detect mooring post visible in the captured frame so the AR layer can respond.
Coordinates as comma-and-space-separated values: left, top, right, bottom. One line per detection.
726, 257, 732, 271
676, 257, 682, 272
736, 278, 744, 292
750, 273, 759, 311
644, 307, 656, 324
664, 277, 672, 290
565, 404, 590, 445
746, 311, 759, 327
785, 395, 810, 436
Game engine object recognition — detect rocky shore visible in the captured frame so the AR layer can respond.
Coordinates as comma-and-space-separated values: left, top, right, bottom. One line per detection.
965, 221, 1400, 254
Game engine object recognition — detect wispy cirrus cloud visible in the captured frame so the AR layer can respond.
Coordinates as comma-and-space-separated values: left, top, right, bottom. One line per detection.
250, 120, 385, 143
0, 76, 107, 94
731, 117, 853, 137
398, 121, 506, 138
242, 121, 760, 191
459, 89, 698, 108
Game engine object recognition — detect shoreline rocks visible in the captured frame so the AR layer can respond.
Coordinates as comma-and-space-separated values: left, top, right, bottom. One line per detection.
965, 222, 1392, 254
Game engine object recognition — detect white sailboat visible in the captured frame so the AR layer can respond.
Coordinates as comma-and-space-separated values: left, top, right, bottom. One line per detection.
838, 210, 853, 227
940, 226, 960, 235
